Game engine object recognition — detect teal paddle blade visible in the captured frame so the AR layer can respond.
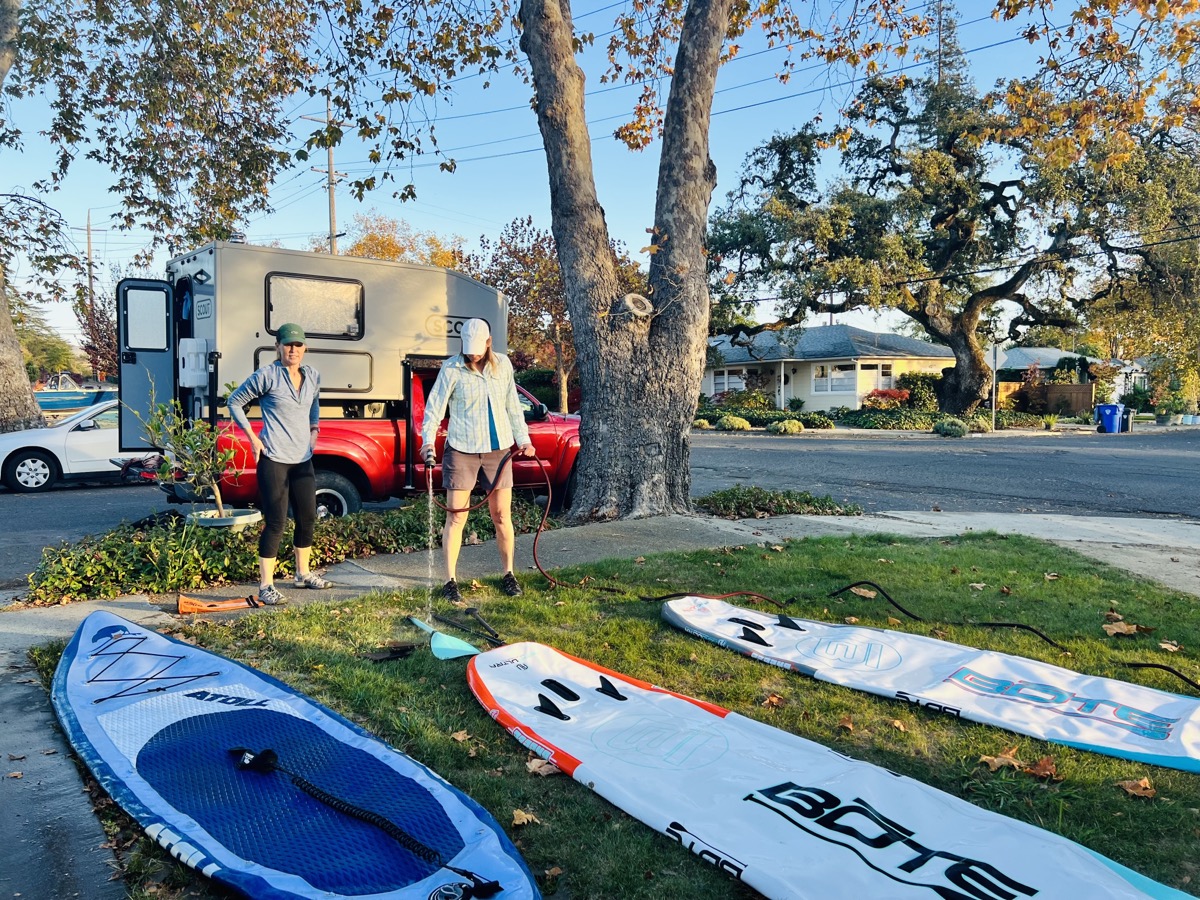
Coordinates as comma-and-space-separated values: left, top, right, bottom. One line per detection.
409, 617, 480, 659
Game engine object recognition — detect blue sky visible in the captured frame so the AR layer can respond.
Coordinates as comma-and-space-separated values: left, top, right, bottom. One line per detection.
6, 4, 1040, 345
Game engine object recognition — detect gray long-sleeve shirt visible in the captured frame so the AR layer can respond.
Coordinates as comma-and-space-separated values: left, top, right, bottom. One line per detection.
227, 360, 320, 464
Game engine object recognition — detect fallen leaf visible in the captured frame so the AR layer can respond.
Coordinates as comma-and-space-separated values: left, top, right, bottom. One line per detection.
950, 566, 960, 574
771, 545, 784, 552
877, 558, 894, 564
1044, 572, 1059, 581
1160, 640, 1183, 652
979, 746, 1025, 772
849, 586, 876, 599
635, 556, 646, 564
931, 505, 942, 512
887, 617, 902, 626
968, 583, 987, 591
890, 719, 907, 732
451, 730, 470, 743
1116, 778, 1156, 799
763, 693, 786, 709
7, 754, 25, 762
837, 715, 854, 732
545, 866, 563, 878
1105, 609, 1125, 622
469, 579, 483, 590
1171, 557, 1181, 563
512, 809, 541, 827
1000, 586, 1012, 596
844, 616, 860, 624
931, 629, 949, 640
6, 772, 22, 779
526, 759, 562, 777
1102, 622, 1140, 637
1024, 756, 1060, 781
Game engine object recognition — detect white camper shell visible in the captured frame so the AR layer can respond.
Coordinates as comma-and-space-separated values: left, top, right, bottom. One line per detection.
116, 242, 507, 452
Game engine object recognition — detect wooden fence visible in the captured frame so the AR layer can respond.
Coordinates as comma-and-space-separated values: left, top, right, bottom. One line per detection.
995, 382, 1095, 415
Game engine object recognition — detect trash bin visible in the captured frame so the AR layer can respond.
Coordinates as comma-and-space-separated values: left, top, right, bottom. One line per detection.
1120, 407, 1135, 433
1096, 403, 1124, 434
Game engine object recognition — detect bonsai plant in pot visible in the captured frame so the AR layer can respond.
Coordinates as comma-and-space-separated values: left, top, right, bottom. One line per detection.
138, 396, 262, 532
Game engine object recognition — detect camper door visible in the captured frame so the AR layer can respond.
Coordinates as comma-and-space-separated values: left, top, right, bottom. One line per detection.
116, 279, 176, 452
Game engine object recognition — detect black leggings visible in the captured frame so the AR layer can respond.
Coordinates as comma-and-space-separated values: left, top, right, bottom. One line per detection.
256, 456, 316, 559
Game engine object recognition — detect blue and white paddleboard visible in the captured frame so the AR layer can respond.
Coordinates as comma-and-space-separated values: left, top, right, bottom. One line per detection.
51, 611, 539, 900
662, 596, 1200, 774
468, 641, 1191, 899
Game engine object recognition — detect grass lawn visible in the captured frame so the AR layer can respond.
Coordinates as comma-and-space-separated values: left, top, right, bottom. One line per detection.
33, 531, 1200, 899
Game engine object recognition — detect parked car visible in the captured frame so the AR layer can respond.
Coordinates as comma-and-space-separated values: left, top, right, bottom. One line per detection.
0, 401, 151, 492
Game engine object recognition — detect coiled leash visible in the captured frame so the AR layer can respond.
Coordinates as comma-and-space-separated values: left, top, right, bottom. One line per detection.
231, 747, 502, 898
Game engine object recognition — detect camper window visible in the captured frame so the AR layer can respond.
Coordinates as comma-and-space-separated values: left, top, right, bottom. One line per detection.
267, 273, 364, 340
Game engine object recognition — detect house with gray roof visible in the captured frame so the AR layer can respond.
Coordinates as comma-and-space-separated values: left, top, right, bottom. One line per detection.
705, 324, 955, 412
996, 347, 1148, 399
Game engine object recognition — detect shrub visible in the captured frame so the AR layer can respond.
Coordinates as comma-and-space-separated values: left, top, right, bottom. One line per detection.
836, 408, 940, 431
692, 419, 713, 430
933, 417, 968, 437
21, 500, 551, 605
713, 389, 773, 410
695, 485, 861, 518
786, 397, 805, 412
897, 373, 941, 411
967, 415, 993, 433
715, 415, 752, 431
766, 419, 805, 435
861, 388, 910, 410
1119, 385, 1153, 413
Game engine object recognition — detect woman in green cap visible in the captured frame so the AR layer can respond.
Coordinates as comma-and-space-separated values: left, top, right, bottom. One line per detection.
227, 323, 332, 605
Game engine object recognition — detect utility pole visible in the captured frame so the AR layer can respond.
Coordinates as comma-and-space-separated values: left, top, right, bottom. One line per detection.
86, 210, 96, 377
301, 97, 346, 254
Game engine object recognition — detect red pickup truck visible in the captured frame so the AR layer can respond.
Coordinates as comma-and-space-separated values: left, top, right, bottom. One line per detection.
165, 372, 581, 516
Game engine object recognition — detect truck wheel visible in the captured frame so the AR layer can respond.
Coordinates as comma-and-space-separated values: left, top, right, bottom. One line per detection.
314, 471, 363, 518
551, 464, 578, 513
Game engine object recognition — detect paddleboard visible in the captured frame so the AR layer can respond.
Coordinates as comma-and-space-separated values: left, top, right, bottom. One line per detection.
662, 595, 1200, 774
51, 611, 539, 900
467, 641, 1190, 899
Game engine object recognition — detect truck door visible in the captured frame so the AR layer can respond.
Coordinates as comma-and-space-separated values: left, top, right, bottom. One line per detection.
116, 279, 175, 452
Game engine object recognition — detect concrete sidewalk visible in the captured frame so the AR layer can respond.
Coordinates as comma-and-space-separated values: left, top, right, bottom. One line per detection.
3, 510, 1199, 899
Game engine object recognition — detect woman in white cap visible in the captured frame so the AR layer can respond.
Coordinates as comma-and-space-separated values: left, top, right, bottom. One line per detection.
420, 317, 535, 601
227, 322, 332, 605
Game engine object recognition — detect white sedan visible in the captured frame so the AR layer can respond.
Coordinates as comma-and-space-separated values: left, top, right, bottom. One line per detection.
0, 400, 150, 492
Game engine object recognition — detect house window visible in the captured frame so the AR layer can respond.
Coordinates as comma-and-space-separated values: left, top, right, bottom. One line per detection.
882, 364, 893, 388
813, 364, 856, 393
713, 368, 746, 394
267, 273, 364, 340
859, 363, 895, 390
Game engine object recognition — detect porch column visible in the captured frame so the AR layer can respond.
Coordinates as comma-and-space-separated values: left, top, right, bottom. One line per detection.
777, 361, 785, 409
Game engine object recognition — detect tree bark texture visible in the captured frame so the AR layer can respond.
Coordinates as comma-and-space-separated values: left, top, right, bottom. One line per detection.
0, 267, 46, 432
938, 328, 991, 416
1, 0, 47, 432
520, 0, 731, 519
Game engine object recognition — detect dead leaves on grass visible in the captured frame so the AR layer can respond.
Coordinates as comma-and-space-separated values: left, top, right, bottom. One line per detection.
1116, 777, 1156, 799
978, 746, 1062, 781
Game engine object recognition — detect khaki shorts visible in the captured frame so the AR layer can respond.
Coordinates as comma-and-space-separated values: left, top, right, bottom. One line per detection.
442, 446, 514, 492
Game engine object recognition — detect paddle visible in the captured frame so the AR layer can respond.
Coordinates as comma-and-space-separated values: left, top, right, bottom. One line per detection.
409, 617, 480, 659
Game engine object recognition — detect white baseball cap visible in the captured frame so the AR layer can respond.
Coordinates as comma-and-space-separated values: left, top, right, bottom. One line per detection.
460, 318, 491, 356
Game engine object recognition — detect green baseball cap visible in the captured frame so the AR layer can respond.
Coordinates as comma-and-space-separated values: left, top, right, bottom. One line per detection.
276, 323, 306, 345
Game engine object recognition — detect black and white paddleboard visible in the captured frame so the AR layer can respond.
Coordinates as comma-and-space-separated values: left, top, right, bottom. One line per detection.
468, 640, 1190, 899
52, 611, 539, 900
662, 595, 1200, 774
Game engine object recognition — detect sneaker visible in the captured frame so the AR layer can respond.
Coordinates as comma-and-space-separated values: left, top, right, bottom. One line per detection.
295, 572, 333, 589
442, 579, 463, 602
257, 584, 287, 606
501, 572, 523, 597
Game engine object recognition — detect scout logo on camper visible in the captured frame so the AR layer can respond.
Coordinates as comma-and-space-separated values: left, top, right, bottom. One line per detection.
747, 782, 1038, 898
946, 668, 1179, 740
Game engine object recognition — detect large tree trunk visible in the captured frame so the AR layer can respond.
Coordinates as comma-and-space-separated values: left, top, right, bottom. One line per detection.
0, 0, 45, 433
521, 0, 730, 519
0, 267, 46, 433
938, 327, 991, 416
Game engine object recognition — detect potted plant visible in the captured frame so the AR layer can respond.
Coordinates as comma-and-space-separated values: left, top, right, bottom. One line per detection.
138, 395, 262, 532
1185, 400, 1198, 426
1041, 413, 1059, 431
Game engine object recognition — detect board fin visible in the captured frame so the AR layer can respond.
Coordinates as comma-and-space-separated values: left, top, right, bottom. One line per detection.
596, 675, 628, 701
739, 626, 771, 647
534, 693, 571, 721
540, 679, 581, 701
776, 614, 806, 632
728, 617, 766, 631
